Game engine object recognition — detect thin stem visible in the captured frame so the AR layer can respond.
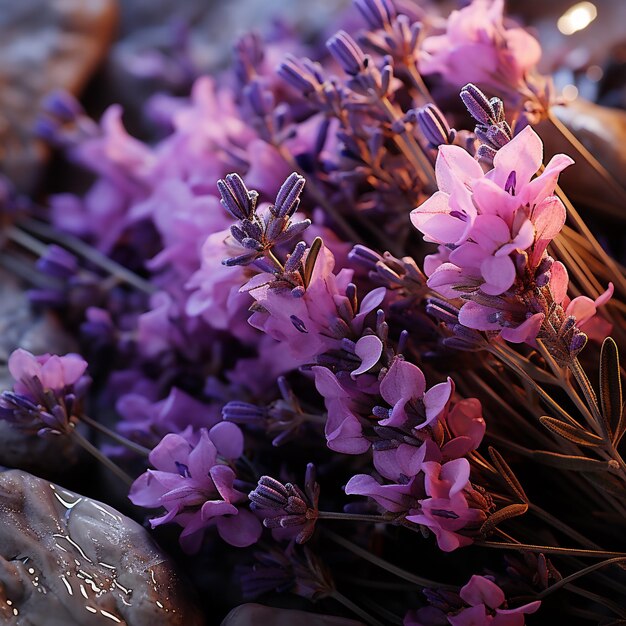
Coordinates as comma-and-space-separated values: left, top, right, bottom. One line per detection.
71, 430, 134, 487
529, 504, 603, 550
17, 218, 156, 295
323, 528, 456, 590
538, 557, 626, 599
329, 590, 385, 626
80, 414, 151, 457
565, 584, 626, 618
476, 540, 626, 559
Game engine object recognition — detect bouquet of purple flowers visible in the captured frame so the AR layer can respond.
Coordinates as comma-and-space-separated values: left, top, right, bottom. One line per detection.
1, 1, 626, 624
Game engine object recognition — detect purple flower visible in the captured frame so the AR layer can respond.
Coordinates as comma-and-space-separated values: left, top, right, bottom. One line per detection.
129, 423, 261, 553
0, 349, 89, 436
419, 0, 542, 97
452, 575, 541, 626
405, 575, 541, 625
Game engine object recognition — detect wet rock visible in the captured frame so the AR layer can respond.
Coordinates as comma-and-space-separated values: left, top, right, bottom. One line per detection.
0, 268, 80, 474
0, 470, 203, 626
0, 0, 118, 191
221, 603, 364, 626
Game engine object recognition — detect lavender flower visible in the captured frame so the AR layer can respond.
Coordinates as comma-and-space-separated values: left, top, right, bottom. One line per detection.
0, 349, 89, 436
129, 424, 261, 553
249, 464, 320, 544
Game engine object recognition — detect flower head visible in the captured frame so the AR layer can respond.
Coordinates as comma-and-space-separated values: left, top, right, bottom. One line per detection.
0, 349, 89, 436
129, 423, 261, 553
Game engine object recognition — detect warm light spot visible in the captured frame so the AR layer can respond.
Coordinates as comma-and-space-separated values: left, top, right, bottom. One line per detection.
586, 65, 603, 82
562, 84, 579, 102
557, 3, 597, 35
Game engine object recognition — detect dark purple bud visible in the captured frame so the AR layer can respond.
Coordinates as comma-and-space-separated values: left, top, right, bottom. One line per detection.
355, 0, 396, 30
274, 172, 306, 218
417, 104, 456, 148
274, 219, 311, 245
285, 241, 307, 273
41, 89, 83, 122
290, 315, 308, 333
217, 173, 258, 220
327, 31, 367, 76
460, 83, 496, 126
570, 332, 588, 354
278, 55, 326, 95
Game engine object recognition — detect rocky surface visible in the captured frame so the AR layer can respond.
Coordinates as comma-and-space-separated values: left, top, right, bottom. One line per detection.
0, 0, 117, 191
0, 470, 203, 625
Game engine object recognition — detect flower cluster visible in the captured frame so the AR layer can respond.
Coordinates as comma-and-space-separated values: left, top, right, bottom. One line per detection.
411, 121, 612, 360
0, 349, 89, 436
406, 575, 541, 626
129, 423, 261, 553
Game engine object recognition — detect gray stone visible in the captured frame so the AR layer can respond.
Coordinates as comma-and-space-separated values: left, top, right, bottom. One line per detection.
0, 470, 203, 625
0, 0, 118, 191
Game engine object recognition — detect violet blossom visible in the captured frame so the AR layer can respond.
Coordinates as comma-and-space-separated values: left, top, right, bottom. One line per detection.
0, 349, 89, 436
419, 0, 543, 105
405, 574, 541, 626
129, 423, 261, 553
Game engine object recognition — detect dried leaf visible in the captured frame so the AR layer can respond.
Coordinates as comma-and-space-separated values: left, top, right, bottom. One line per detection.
600, 338, 624, 445
539, 416, 604, 447
303, 237, 322, 288
532, 450, 611, 472
481, 503, 528, 535
488, 447, 528, 503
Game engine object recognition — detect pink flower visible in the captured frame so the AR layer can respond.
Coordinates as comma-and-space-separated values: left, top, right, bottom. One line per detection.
129, 424, 262, 553
449, 576, 541, 626
420, 0, 541, 95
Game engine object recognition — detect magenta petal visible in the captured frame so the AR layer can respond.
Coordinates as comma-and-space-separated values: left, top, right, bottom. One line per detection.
447, 604, 489, 626
447, 398, 485, 449
380, 358, 426, 406
188, 429, 218, 478
549, 261, 569, 304
351, 335, 384, 378
345, 474, 409, 513
481, 255, 516, 295
424, 379, 453, 424
358, 287, 386, 315
209, 422, 244, 460
129, 471, 164, 508
209, 464, 238, 501
149, 433, 192, 472
458, 302, 500, 332
491, 125, 543, 190
500, 313, 544, 344
200, 499, 238, 521
216, 507, 262, 547
460, 575, 505, 609
8, 348, 40, 382
436, 144, 484, 194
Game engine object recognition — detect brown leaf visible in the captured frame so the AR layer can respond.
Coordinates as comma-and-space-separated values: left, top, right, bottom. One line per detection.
481, 503, 528, 535
488, 447, 528, 503
532, 451, 611, 472
539, 416, 604, 447
600, 338, 624, 445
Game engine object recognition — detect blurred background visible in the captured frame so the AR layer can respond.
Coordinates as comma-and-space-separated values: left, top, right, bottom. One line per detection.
1, 0, 625, 193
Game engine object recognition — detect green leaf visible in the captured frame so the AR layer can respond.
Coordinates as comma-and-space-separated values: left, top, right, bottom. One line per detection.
532, 451, 611, 472
600, 338, 624, 444
488, 447, 528, 503
481, 503, 528, 535
303, 237, 322, 288
539, 416, 604, 447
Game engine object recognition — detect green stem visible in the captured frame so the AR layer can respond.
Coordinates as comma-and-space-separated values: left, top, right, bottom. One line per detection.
329, 590, 385, 626
476, 540, 626, 559
17, 218, 156, 295
80, 414, 151, 457
538, 557, 626, 599
71, 430, 134, 487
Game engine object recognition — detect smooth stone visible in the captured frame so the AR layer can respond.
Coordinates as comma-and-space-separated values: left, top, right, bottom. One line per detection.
0, 0, 118, 191
0, 470, 203, 626
221, 603, 364, 626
